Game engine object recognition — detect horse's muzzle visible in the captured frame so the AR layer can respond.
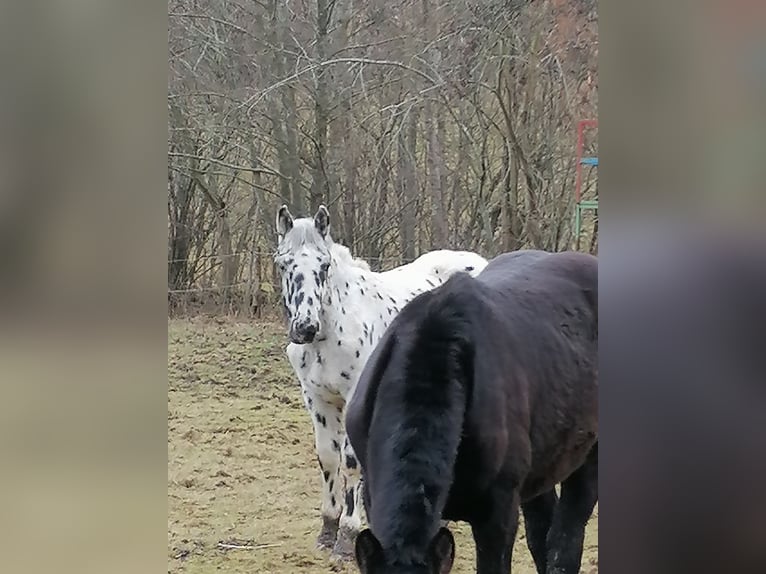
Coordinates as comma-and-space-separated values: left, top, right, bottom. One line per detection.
290, 321, 318, 344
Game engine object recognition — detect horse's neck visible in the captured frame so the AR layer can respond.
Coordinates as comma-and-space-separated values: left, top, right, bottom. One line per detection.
323, 260, 387, 326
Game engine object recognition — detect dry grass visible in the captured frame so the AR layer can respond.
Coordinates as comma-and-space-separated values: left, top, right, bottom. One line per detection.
168, 318, 598, 573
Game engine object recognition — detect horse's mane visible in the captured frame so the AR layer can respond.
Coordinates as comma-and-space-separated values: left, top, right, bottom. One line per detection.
331, 242, 371, 271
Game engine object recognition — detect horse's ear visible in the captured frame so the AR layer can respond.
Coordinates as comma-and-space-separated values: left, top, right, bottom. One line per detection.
314, 205, 330, 238
428, 527, 455, 574
276, 205, 293, 237
354, 529, 383, 574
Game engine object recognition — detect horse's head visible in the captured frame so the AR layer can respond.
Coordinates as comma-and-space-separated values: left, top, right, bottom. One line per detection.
274, 204, 333, 344
354, 527, 455, 574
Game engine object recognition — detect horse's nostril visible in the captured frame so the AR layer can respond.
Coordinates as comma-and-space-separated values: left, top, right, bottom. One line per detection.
290, 322, 318, 343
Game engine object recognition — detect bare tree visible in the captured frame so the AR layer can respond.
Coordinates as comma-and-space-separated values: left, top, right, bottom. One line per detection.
167, 0, 598, 314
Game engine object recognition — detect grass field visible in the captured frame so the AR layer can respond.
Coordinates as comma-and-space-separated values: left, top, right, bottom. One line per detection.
168, 318, 598, 573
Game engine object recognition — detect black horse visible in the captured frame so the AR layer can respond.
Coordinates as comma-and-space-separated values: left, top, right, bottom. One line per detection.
345, 250, 598, 574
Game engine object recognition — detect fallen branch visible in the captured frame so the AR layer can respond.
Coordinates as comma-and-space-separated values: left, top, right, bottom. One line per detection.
217, 541, 283, 551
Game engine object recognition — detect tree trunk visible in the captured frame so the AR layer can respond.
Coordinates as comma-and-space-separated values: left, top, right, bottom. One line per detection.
369, 143, 391, 266
451, 104, 468, 249
168, 169, 195, 291
269, 0, 294, 206
426, 108, 448, 248
213, 182, 237, 301
194, 173, 237, 303
342, 117, 356, 248
311, 0, 332, 211
423, 0, 447, 249
501, 142, 520, 251
588, 217, 599, 254
167, 102, 197, 292
284, 85, 302, 213
398, 106, 418, 262
341, 24, 355, 247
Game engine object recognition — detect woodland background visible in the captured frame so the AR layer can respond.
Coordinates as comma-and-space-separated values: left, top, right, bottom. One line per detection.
167, 0, 598, 315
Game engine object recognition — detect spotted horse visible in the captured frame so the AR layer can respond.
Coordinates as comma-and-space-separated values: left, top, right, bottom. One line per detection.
274, 204, 488, 561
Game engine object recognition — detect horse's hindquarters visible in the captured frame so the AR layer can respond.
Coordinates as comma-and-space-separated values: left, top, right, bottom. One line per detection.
521, 436, 597, 502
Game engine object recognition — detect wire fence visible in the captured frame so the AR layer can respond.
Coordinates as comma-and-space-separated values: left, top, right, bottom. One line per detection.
167, 250, 422, 318
167, 250, 420, 267
167, 231, 599, 318
168, 282, 253, 294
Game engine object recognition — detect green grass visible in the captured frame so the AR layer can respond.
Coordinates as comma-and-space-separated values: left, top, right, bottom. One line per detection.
168, 318, 598, 573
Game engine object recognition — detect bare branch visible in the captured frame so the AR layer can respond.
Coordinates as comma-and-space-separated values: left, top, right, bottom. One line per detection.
243, 58, 442, 117
168, 152, 285, 178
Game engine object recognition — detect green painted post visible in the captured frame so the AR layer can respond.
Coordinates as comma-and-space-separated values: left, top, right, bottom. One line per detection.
574, 200, 598, 251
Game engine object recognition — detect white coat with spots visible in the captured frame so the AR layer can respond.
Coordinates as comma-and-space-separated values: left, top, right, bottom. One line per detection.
274, 205, 488, 560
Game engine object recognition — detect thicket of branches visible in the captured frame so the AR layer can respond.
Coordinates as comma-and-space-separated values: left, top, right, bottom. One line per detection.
168, 0, 598, 315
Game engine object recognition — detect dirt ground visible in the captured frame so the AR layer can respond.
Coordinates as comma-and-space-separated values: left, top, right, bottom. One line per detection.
168, 318, 598, 573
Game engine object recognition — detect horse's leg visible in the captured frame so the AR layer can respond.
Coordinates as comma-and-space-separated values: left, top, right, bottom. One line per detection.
521, 488, 558, 574
545, 444, 598, 574
303, 386, 345, 550
471, 487, 520, 574
331, 434, 366, 561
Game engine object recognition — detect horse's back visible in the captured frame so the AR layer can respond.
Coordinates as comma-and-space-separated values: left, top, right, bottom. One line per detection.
472, 250, 598, 380
389, 249, 488, 277
478, 250, 596, 290
474, 250, 597, 320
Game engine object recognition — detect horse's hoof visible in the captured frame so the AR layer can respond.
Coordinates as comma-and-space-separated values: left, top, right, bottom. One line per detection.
330, 525, 357, 562
316, 516, 339, 551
